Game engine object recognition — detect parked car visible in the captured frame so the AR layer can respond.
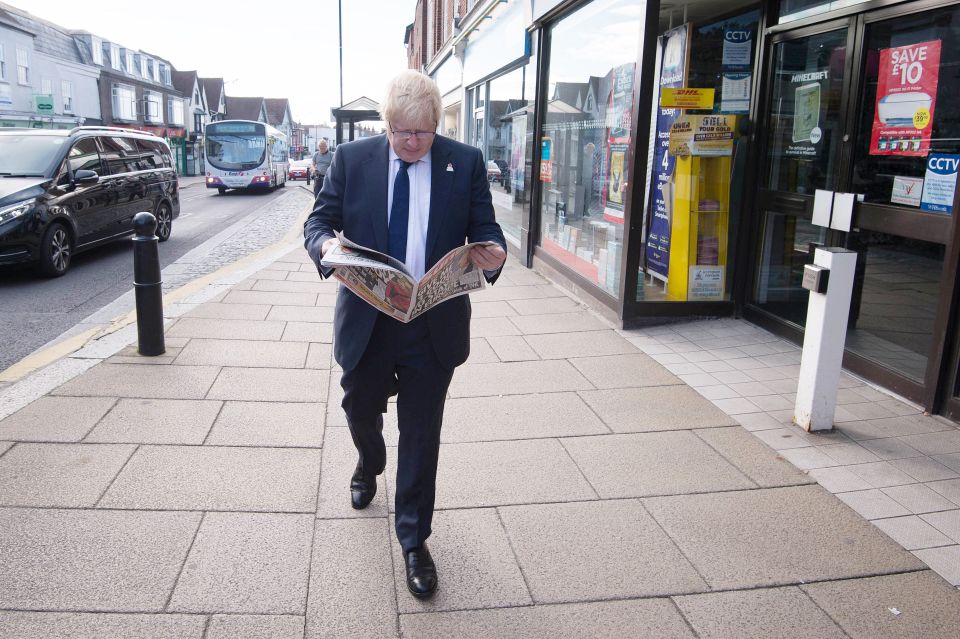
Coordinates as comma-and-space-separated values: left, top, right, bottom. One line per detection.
486, 159, 502, 183
0, 126, 180, 277
288, 158, 312, 181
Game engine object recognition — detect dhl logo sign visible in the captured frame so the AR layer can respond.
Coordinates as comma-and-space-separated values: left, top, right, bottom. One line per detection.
660, 88, 715, 109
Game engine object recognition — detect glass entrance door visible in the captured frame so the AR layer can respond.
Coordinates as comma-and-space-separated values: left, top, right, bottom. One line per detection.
752, 24, 851, 326
749, 2, 960, 408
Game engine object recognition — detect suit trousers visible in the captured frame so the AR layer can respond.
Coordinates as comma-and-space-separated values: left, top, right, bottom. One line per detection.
340, 312, 454, 553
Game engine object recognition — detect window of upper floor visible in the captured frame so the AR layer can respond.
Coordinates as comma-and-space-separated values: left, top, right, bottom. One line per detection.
159, 63, 170, 85
91, 37, 102, 65
0, 43, 5, 81
110, 44, 121, 70
126, 51, 135, 75
144, 91, 162, 123
62, 80, 73, 113
16, 46, 28, 85
111, 83, 136, 121
168, 97, 185, 126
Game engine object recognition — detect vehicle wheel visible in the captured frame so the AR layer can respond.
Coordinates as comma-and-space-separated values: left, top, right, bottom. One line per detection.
218, 187, 226, 195
38, 222, 72, 277
156, 202, 173, 242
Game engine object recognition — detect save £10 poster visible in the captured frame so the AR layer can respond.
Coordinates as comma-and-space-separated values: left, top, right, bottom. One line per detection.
870, 39, 941, 157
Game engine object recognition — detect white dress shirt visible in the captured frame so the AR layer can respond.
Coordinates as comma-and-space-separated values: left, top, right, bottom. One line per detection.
387, 147, 431, 280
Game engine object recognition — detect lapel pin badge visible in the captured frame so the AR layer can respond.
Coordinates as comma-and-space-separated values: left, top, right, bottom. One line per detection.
446, 163, 454, 172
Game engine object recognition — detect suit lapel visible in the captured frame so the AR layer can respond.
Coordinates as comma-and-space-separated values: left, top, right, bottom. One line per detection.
426, 140, 453, 261
363, 136, 390, 252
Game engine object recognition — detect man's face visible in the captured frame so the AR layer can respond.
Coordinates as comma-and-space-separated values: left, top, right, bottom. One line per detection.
387, 114, 437, 163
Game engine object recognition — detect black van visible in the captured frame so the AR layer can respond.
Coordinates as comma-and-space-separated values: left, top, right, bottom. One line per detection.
0, 126, 180, 276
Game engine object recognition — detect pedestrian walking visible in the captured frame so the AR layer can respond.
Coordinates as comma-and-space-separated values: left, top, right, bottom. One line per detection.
304, 70, 507, 600
312, 140, 332, 197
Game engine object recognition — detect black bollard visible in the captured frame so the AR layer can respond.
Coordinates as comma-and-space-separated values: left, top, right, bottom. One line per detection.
132, 212, 165, 356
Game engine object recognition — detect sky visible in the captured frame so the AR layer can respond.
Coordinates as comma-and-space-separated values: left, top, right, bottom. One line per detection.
22, 0, 415, 124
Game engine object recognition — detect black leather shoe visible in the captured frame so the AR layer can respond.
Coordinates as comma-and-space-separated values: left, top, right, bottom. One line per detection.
404, 545, 438, 599
350, 462, 376, 510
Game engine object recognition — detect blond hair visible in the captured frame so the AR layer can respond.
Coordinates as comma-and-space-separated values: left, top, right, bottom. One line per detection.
380, 70, 441, 128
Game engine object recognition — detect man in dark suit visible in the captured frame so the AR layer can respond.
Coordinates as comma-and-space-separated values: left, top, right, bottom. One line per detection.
304, 70, 506, 599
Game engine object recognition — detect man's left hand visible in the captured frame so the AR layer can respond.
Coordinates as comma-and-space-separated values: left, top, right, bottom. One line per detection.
470, 244, 507, 270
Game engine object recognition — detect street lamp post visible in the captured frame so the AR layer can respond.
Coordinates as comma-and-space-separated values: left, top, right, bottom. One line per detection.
338, 0, 344, 109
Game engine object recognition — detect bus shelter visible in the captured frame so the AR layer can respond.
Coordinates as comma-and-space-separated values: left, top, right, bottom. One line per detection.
331, 97, 381, 145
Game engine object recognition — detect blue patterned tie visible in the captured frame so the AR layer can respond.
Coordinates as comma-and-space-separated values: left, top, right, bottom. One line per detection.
388, 160, 412, 262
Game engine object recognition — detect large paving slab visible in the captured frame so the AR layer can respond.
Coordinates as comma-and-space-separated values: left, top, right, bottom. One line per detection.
471, 284, 564, 302
266, 305, 334, 323
439, 393, 608, 442
399, 599, 696, 639
0, 443, 135, 507
469, 317, 522, 337
205, 401, 324, 448
0, 396, 116, 441
561, 432, 754, 498
509, 311, 611, 334
485, 335, 539, 361
316, 427, 389, 519
673, 586, 847, 639
643, 485, 925, 590
51, 364, 220, 399
578, 386, 738, 432
166, 317, 287, 340
206, 368, 328, 402
221, 290, 318, 306
694, 427, 814, 488
386, 439, 596, 510
802, 571, 960, 638
169, 512, 313, 614
306, 518, 398, 639
389, 508, 531, 613
568, 353, 681, 388
524, 330, 637, 359
0, 508, 200, 611
84, 399, 221, 444
498, 500, 707, 602
174, 338, 308, 368
207, 615, 305, 639
282, 321, 334, 343
252, 279, 329, 294
448, 360, 593, 397
184, 302, 271, 320
0, 612, 206, 639
98, 445, 322, 512
506, 296, 583, 315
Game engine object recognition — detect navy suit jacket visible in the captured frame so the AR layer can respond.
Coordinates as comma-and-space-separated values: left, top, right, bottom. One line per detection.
304, 134, 507, 372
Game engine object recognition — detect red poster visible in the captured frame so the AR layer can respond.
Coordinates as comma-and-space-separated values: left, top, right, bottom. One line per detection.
870, 39, 941, 157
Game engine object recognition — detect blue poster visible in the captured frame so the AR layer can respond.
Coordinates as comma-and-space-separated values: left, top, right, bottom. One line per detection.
645, 24, 689, 280
921, 153, 959, 214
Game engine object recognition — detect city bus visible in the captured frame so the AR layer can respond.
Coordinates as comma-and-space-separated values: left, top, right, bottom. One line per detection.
204, 120, 289, 194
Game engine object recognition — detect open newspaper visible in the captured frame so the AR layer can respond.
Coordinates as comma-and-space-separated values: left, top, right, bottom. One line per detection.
320, 231, 498, 322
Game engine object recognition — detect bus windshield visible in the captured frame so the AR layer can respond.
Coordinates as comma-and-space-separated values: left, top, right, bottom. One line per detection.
205, 122, 266, 171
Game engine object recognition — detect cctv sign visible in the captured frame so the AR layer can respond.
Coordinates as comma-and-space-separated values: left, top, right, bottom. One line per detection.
921, 153, 959, 214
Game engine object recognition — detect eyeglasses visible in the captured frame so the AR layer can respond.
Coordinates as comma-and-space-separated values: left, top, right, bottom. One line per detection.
390, 128, 436, 141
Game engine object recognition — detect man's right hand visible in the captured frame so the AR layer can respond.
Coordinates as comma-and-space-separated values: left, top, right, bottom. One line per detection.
321, 237, 340, 257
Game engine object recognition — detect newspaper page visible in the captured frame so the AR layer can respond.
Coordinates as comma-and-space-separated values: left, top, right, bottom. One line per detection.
320, 231, 497, 322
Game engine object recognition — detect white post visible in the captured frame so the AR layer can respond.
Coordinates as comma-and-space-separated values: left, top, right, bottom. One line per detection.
794, 247, 857, 432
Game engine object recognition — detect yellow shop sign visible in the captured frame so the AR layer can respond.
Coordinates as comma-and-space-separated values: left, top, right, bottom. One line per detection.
660, 88, 716, 109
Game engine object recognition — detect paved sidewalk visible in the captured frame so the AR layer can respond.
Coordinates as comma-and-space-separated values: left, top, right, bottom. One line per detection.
0, 247, 958, 638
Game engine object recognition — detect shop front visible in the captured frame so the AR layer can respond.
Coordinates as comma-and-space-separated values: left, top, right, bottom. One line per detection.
522, 0, 960, 418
